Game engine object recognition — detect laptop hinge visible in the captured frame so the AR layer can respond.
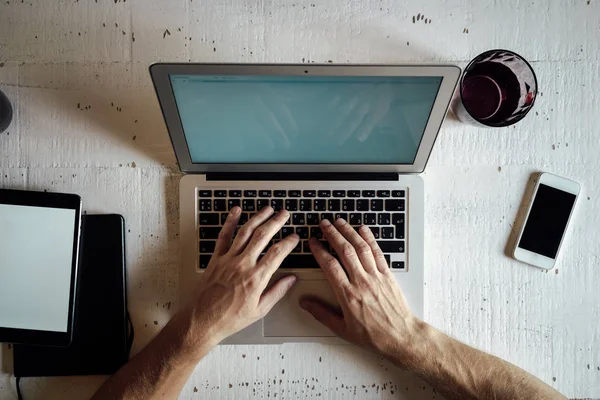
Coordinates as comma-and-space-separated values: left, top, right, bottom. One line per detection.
205, 172, 399, 181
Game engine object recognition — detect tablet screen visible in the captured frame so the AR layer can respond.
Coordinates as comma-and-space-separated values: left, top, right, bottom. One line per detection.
0, 204, 77, 333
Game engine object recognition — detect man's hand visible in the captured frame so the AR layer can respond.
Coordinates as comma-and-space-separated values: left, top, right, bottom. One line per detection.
299, 218, 423, 367
187, 206, 299, 346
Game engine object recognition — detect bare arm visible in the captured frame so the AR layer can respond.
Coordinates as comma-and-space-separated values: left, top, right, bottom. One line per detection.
300, 218, 566, 400
92, 206, 299, 400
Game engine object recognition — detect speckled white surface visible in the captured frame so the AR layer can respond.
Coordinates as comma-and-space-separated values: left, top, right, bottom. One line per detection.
0, 0, 599, 399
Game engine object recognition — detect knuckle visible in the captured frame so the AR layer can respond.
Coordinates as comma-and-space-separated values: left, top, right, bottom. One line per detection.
253, 227, 268, 240
269, 243, 284, 257
356, 243, 372, 256
325, 256, 340, 270
342, 243, 356, 258
238, 226, 251, 237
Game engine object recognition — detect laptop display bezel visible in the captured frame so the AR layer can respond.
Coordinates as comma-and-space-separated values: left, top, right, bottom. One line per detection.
149, 63, 460, 174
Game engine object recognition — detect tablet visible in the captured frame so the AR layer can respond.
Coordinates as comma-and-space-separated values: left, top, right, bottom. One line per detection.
0, 189, 81, 346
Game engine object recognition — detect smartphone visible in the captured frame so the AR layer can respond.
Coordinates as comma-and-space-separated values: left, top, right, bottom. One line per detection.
512, 173, 580, 269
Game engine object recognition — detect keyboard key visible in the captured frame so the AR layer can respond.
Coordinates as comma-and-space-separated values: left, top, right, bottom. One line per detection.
220, 213, 228, 225
257, 199, 270, 210
334, 213, 348, 221
302, 240, 311, 253
369, 227, 380, 239
285, 199, 298, 211
392, 261, 405, 269
333, 190, 346, 198
199, 240, 216, 253
228, 199, 241, 210
377, 241, 404, 253
321, 213, 334, 222
392, 213, 405, 225
200, 227, 221, 239
242, 199, 256, 211
259, 190, 272, 197
342, 199, 355, 211
385, 199, 405, 211
288, 190, 301, 197
314, 199, 326, 211
244, 190, 257, 197
381, 227, 394, 239
371, 199, 384, 211
377, 190, 390, 197
229, 190, 242, 197
303, 190, 316, 197
214, 190, 227, 197
199, 199, 212, 211
362, 190, 375, 197
356, 199, 369, 211
282, 226, 295, 238
270, 199, 283, 211
213, 199, 226, 212
199, 255, 212, 269
199, 213, 219, 225
273, 230, 281, 240
384, 254, 390, 267
392, 190, 405, 197
318, 190, 331, 197
274, 190, 286, 198
310, 227, 324, 239
199, 190, 212, 197
378, 213, 391, 225
292, 213, 305, 225
348, 190, 361, 197
278, 254, 320, 269
306, 213, 319, 225
349, 213, 362, 225
363, 213, 376, 225
296, 227, 309, 239
395, 223, 405, 239
239, 213, 249, 225
299, 199, 312, 211
328, 199, 341, 211
290, 241, 302, 254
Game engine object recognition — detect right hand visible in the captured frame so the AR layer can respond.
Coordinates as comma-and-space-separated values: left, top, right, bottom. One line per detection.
299, 218, 427, 367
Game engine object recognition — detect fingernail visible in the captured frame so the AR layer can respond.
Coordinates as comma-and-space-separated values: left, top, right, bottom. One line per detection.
289, 234, 299, 240
360, 225, 369, 232
230, 206, 241, 215
288, 275, 297, 286
321, 219, 331, 226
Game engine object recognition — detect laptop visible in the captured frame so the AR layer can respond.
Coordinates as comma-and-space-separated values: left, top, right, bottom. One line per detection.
150, 64, 460, 344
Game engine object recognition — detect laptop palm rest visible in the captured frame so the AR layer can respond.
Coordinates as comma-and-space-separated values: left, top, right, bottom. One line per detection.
263, 280, 338, 337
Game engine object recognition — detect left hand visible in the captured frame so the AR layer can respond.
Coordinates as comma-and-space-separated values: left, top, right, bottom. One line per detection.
184, 206, 299, 347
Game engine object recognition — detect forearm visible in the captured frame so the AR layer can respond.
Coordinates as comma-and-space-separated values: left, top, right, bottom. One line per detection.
91, 309, 216, 400
389, 321, 566, 400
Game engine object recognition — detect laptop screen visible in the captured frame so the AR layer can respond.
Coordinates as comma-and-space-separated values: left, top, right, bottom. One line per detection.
169, 75, 443, 164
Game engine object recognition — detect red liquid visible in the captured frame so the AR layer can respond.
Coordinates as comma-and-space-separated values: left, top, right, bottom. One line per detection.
462, 75, 502, 120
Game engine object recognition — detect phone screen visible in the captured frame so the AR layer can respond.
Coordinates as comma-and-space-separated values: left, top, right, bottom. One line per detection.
518, 184, 576, 258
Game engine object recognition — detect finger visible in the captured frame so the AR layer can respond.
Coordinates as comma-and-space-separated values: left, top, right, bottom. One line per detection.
245, 210, 292, 260
229, 206, 275, 255
213, 206, 241, 256
299, 297, 346, 337
257, 233, 299, 279
358, 225, 390, 274
257, 275, 297, 317
333, 218, 378, 274
308, 238, 349, 297
320, 219, 365, 281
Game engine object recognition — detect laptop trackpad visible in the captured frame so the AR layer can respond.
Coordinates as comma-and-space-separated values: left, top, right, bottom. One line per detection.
263, 280, 338, 337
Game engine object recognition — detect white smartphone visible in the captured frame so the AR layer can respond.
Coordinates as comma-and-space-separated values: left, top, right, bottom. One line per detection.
512, 172, 580, 269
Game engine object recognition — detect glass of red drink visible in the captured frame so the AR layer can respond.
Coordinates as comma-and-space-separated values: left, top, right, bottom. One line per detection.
451, 49, 537, 127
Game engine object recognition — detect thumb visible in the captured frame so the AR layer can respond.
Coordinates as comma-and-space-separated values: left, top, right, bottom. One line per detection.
258, 275, 297, 317
299, 297, 346, 337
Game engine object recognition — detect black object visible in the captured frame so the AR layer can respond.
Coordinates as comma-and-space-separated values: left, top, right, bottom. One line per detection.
0, 189, 81, 346
0, 89, 12, 133
14, 214, 130, 377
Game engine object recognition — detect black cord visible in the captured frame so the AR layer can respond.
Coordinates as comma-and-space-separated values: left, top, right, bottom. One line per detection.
126, 311, 134, 358
16, 376, 23, 400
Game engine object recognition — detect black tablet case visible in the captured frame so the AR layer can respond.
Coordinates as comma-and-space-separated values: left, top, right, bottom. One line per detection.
14, 214, 130, 377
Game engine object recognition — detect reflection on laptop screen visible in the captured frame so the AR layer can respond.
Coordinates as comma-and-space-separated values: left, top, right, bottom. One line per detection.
169, 75, 443, 164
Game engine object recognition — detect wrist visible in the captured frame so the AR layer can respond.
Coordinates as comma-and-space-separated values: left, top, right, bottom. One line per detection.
383, 317, 438, 371
170, 306, 221, 362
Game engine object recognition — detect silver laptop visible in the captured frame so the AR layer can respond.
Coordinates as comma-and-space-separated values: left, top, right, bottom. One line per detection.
150, 64, 460, 344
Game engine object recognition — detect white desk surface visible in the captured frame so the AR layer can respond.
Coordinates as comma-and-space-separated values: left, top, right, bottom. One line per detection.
0, 1, 599, 399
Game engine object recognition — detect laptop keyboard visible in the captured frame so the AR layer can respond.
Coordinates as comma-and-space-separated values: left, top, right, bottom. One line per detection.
198, 189, 406, 270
